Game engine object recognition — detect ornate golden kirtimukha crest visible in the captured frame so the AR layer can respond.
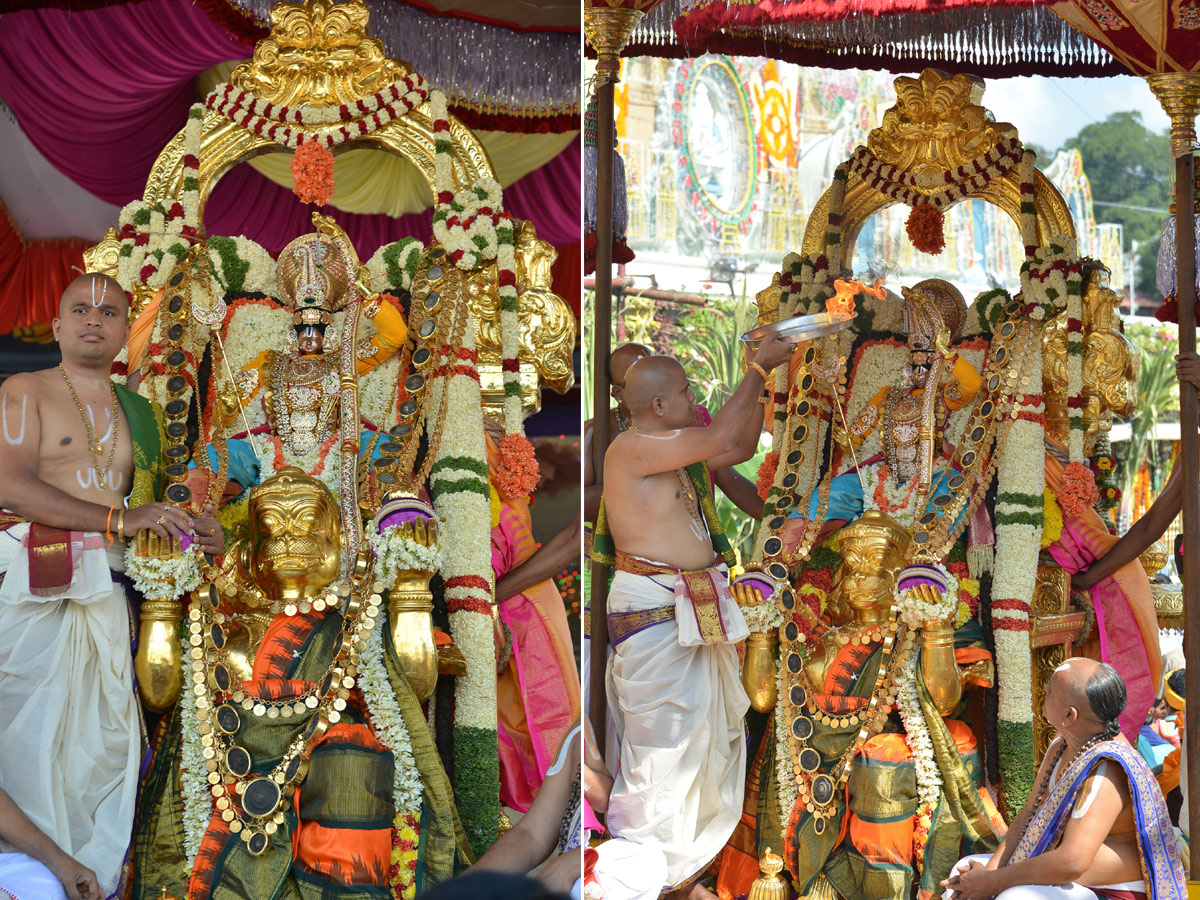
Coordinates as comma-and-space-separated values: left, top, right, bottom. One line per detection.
866, 70, 1018, 179
231, 0, 411, 107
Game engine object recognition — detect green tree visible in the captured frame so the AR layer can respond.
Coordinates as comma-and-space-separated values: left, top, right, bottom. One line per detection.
1064, 111, 1170, 298
1118, 323, 1180, 497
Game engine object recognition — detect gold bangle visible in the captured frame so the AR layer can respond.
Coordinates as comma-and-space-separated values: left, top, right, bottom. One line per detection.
748, 361, 770, 383
117, 509, 126, 542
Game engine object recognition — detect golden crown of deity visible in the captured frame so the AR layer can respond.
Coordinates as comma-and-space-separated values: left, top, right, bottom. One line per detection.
901, 278, 967, 342
276, 229, 358, 321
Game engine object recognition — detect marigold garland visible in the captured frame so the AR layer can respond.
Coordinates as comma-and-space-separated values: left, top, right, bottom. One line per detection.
756, 451, 779, 501
291, 140, 336, 206
905, 202, 946, 255
495, 433, 539, 500
389, 811, 420, 900
1060, 460, 1099, 520
1041, 489, 1064, 549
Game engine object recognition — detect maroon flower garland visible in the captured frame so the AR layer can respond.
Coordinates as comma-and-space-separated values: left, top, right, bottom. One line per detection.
847, 136, 1023, 255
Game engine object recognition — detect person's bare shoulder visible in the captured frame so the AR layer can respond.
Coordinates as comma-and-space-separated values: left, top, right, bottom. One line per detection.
1, 371, 44, 394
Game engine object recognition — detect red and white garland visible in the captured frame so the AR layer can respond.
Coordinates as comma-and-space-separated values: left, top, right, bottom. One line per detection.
116, 105, 204, 291
846, 137, 1023, 211
205, 75, 428, 150
430, 90, 524, 439
849, 137, 1022, 254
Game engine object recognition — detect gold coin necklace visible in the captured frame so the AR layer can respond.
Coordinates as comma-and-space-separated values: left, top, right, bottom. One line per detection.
59, 364, 119, 489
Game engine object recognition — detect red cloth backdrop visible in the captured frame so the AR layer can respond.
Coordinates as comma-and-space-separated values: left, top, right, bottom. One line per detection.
0, 0, 580, 331
0, 203, 88, 334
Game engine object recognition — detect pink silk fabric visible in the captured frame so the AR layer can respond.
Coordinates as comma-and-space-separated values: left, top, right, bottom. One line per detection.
492, 501, 581, 813
1045, 455, 1161, 741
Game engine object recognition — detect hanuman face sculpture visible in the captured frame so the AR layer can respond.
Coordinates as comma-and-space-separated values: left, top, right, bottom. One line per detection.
829, 510, 911, 623
243, 466, 343, 605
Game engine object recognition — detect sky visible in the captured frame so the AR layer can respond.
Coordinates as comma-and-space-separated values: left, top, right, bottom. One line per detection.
982, 74, 1173, 153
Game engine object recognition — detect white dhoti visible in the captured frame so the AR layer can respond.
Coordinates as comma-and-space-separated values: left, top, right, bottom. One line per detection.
604, 564, 749, 889
0, 526, 140, 899
0, 851, 68, 900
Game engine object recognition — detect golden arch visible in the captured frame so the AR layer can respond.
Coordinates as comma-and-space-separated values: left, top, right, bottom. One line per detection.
89, 0, 574, 414
800, 70, 1076, 261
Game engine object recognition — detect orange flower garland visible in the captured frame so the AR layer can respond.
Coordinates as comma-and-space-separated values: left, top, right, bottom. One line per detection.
906, 202, 946, 255
1059, 461, 1099, 519
496, 433, 540, 500
756, 451, 779, 501
291, 140, 336, 206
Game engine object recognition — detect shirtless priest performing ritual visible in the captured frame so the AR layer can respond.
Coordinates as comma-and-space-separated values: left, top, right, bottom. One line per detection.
0, 274, 223, 900
579, 67, 1193, 900
591, 331, 792, 898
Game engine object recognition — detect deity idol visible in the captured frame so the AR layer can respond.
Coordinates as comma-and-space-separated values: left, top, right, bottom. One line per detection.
737, 511, 1002, 900
217, 216, 408, 491
133, 467, 466, 899
782, 280, 981, 553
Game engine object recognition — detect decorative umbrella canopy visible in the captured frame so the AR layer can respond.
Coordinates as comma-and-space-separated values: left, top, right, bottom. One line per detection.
610, 0, 1122, 76
1049, 0, 1200, 75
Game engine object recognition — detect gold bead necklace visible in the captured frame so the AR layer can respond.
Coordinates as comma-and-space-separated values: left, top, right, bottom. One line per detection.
59, 364, 119, 490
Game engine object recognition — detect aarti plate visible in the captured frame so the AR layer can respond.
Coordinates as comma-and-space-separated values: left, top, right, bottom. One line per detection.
740, 312, 856, 347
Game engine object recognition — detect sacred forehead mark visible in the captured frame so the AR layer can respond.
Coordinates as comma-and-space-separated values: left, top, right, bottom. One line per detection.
2, 394, 27, 446
90, 275, 108, 308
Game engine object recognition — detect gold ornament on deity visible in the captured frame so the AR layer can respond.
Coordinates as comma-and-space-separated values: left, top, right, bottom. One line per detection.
236, 466, 343, 611
230, 0, 411, 109
781, 511, 913, 836
376, 489, 442, 703
190, 468, 382, 856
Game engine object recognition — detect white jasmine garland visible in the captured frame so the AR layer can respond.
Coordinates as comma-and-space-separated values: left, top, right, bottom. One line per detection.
179, 643, 210, 869
895, 650, 942, 819
365, 239, 424, 294
206, 237, 278, 295
115, 106, 203, 293
896, 562, 958, 630
740, 596, 785, 633
859, 461, 920, 528
447, 610, 496, 730
367, 525, 443, 580
358, 618, 425, 812
428, 319, 496, 737
775, 662, 797, 831
991, 321, 1043, 726
125, 543, 204, 600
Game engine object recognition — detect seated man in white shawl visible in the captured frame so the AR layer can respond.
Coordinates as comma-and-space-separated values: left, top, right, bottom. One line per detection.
0, 274, 223, 899
591, 332, 791, 899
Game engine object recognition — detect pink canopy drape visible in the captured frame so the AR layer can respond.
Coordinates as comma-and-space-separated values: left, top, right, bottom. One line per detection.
0, 0, 580, 256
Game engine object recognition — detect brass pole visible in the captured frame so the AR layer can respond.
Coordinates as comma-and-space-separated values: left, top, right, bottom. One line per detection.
1145, 73, 1200, 886
583, 5, 644, 750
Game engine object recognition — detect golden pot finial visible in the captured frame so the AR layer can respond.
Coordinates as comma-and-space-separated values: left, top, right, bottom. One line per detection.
1145, 73, 1200, 158
747, 850, 789, 900
1140, 539, 1169, 579
583, 6, 645, 85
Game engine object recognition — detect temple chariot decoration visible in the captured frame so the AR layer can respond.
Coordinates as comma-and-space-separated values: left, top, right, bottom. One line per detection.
730, 69, 1140, 899
83, 0, 574, 894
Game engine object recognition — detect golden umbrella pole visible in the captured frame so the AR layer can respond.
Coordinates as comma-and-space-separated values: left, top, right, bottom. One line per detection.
583, 5, 645, 746
1145, 72, 1200, 888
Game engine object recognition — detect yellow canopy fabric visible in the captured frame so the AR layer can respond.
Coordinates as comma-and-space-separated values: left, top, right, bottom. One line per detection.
198, 63, 577, 218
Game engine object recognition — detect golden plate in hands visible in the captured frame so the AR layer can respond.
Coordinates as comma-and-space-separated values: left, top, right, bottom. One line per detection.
740, 312, 856, 348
